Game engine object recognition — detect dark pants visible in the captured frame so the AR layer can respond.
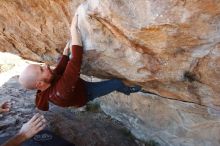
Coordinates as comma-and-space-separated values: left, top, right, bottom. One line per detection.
84, 79, 130, 101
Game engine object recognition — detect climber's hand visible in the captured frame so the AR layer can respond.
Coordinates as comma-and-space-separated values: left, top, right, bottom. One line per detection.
63, 41, 71, 56
0, 101, 11, 113
70, 13, 82, 46
19, 113, 46, 141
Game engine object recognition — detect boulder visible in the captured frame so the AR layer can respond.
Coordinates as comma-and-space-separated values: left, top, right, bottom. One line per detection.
1, 0, 220, 145
78, 0, 220, 110
0, 0, 85, 63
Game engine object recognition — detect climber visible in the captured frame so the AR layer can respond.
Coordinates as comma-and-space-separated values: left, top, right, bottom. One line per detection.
18, 14, 141, 111
0, 101, 46, 146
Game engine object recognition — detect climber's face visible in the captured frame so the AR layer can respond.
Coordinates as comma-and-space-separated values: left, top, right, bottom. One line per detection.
19, 63, 54, 90
37, 64, 54, 83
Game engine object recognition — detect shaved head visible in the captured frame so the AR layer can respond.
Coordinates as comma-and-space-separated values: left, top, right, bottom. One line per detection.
19, 63, 54, 91
19, 64, 40, 89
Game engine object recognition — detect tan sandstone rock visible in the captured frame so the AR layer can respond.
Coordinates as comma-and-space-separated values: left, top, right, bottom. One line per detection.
0, 0, 85, 63
77, 0, 220, 111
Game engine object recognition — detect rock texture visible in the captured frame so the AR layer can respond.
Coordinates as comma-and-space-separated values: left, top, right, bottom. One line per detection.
0, 0, 85, 63
78, 0, 220, 110
1, 0, 220, 146
99, 92, 220, 146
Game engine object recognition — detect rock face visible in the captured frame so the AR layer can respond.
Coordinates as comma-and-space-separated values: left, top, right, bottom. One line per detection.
78, 0, 220, 109
99, 92, 220, 146
1, 0, 220, 146
0, 0, 85, 63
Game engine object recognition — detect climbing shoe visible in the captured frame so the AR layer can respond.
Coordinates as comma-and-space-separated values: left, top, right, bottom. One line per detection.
128, 85, 142, 94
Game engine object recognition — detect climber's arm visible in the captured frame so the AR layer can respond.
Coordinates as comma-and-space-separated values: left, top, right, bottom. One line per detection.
1, 114, 46, 146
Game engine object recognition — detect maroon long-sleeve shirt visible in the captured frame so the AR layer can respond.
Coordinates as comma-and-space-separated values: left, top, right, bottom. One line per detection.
35, 45, 87, 111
